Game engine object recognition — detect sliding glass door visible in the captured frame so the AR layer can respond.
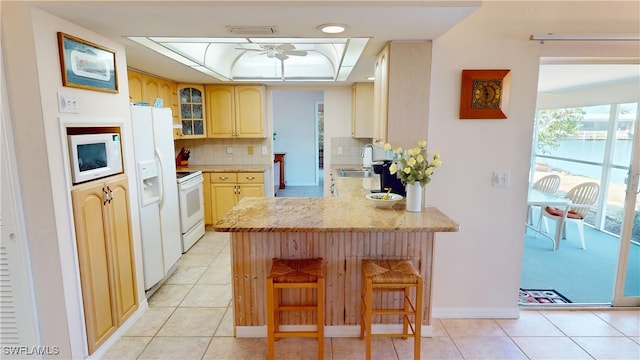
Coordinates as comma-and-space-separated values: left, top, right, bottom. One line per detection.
613, 106, 640, 306
526, 62, 639, 305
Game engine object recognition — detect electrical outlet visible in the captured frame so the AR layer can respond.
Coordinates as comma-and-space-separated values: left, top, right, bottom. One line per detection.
226, 147, 233, 154
248, 146, 254, 155
338, 146, 344, 155
261, 146, 268, 155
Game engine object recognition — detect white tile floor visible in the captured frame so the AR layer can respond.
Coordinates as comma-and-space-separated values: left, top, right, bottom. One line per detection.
103, 231, 640, 359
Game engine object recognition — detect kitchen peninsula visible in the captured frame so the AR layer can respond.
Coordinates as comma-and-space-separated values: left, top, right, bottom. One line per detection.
214, 176, 459, 337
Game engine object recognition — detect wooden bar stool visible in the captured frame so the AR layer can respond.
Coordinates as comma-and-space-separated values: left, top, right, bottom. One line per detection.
266, 258, 324, 360
360, 259, 423, 360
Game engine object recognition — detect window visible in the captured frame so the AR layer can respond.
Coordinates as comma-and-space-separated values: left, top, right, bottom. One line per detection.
532, 103, 639, 236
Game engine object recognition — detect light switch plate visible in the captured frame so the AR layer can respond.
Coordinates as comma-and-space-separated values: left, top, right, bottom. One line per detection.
58, 92, 79, 113
226, 147, 233, 154
261, 146, 268, 155
492, 171, 510, 187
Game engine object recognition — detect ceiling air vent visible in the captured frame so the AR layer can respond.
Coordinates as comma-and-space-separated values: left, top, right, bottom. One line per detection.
226, 26, 279, 35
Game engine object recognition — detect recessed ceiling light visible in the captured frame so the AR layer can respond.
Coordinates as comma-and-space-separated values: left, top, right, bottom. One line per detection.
317, 23, 348, 34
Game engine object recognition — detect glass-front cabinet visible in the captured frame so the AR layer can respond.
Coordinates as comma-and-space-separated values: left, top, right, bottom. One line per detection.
177, 84, 206, 138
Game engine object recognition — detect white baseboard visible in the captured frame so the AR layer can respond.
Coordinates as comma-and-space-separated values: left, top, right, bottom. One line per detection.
432, 307, 520, 319
235, 324, 434, 338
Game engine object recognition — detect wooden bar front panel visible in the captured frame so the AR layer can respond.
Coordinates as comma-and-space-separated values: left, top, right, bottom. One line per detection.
230, 231, 434, 327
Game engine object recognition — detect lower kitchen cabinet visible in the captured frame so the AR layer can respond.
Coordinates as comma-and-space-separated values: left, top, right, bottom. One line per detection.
210, 172, 264, 223
71, 174, 138, 354
203, 172, 213, 226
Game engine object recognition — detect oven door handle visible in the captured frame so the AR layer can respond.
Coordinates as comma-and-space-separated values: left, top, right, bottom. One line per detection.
154, 147, 166, 207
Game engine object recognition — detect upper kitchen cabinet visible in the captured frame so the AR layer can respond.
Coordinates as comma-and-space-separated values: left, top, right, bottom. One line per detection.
127, 70, 179, 125
372, 44, 389, 144
352, 83, 374, 138
373, 42, 431, 146
128, 70, 144, 104
177, 84, 207, 139
205, 85, 266, 138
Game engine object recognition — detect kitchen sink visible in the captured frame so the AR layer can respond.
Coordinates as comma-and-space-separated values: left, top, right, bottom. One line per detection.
337, 168, 372, 178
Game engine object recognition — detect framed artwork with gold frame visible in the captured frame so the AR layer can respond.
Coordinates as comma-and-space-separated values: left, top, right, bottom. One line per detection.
459, 69, 510, 119
57, 32, 118, 93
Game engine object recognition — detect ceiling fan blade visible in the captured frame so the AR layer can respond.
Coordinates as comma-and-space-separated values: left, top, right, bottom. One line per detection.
275, 53, 289, 61
286, 50, 307, 56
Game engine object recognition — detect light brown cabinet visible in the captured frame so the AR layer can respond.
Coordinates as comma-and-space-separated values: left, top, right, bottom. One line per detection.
209, 172, 264, 223
202, 172, 213, 226
352, 83, 374, 138
71, 175, 137, 354
127, 70, 144, 104
205, 85, 266, 138
177, 84, 207, 139
127, 69, 179, 127
372, 42, 431, 146
373, 44, 390, 144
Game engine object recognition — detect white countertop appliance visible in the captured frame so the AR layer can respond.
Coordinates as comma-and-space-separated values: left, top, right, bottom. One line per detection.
176, 171, 205, 252
130, 105, 182, 291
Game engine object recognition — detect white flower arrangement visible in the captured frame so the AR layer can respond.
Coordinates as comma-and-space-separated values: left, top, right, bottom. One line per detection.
385, 140, 441, 187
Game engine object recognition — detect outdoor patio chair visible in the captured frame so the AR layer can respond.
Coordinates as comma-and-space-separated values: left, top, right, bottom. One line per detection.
538, 182, 600, 251
527, 174, 561, 226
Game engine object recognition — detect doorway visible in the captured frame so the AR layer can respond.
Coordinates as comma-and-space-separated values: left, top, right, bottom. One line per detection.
272, 90, 324, 197
522, 61, 640, 305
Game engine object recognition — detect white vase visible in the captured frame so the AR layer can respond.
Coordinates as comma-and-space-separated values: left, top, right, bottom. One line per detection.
405, 182, 423, 212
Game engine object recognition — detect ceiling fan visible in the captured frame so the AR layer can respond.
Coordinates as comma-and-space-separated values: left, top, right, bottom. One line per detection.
238, 43, 308, 61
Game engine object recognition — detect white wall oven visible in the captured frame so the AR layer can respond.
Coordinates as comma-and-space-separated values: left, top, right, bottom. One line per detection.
176, 171, 205, 252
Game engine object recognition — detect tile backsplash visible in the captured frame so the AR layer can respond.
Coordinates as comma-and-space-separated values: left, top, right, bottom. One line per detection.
174, 136, 373, 167
330, 137, 373, 165
174, 138, 272, 165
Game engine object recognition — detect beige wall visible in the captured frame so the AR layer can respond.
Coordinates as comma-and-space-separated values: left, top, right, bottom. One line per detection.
427, 1, 639, 317
2, 4, 147, 358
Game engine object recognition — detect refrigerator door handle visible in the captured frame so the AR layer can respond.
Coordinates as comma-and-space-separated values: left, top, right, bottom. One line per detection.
154, 147, 166, 207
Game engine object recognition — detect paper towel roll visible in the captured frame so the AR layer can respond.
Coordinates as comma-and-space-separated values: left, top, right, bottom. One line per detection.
362, 147, 373, 167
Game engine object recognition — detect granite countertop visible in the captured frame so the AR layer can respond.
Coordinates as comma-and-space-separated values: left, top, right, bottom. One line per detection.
214, 167, 459, 233
177, 164, 271, 173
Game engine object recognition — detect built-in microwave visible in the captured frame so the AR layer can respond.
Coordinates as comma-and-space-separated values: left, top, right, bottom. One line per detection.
68, 133, 123, 184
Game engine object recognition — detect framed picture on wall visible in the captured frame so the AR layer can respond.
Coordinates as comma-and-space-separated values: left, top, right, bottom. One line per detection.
57, 32, 118, 93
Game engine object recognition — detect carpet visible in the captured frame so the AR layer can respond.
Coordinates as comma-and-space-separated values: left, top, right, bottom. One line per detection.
519, 288, 572, 304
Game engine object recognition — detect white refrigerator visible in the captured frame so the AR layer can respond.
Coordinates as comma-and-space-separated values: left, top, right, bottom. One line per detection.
130, 105, 182, 291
